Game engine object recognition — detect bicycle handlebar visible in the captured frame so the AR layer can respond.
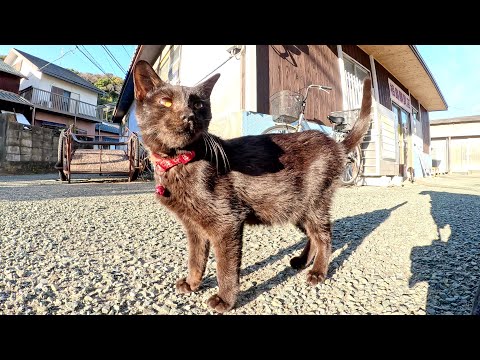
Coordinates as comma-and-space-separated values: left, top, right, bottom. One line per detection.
303, 84, 332, 105
307, 84, 332, 91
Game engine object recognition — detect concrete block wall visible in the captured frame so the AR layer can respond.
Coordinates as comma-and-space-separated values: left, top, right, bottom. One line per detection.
0, 115, 59, 174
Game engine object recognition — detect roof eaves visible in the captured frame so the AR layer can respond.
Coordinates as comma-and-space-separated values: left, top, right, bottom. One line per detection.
409, 45, 448, 110
112, 45, 141, 121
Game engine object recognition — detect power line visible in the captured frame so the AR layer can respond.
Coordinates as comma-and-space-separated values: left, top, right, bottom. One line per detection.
105, 45, 127, 75
195, 54, 234, 85
76, 45, 108, 75
101, 45, 127, 75
104, 45, 127, 74
97, 46, 118, 75
107, 46, 127, 74
121, 45, 131, 59
37, 48, 75, 71
80, 45, 106, 73
75, 45, 119, 85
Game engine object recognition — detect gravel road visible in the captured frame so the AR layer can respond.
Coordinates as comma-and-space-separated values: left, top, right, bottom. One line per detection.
1, 174, 479, 315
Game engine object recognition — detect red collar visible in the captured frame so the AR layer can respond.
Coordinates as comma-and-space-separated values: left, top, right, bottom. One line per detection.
152, 150, 196, 196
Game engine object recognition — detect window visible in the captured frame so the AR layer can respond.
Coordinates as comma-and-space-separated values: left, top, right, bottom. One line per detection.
155, 45, 182, 84
51, 86, 71, 112
343, 54, 370, 110
343, 55, 370, 82
412, 108, 420, 122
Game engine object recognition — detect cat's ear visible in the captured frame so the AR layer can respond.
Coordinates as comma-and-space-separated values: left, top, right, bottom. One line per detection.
195, 73, 221, 98
133, 60, 164, 101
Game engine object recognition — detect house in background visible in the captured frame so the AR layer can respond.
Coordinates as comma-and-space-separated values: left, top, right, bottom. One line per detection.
0, 61, 34, 123
430, 116, 480, 174
94, 122, 121, 149
113, 45, 447, 183
4, 48, 106, 134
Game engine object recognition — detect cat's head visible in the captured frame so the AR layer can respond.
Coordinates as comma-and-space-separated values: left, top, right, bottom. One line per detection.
133, 60, 220, 153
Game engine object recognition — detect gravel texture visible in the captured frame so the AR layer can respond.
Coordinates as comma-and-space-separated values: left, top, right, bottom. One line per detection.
0, 173, 479, 315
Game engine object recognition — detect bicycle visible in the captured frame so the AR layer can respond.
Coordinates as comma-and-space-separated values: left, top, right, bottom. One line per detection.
262, 85, 363, 186
137, 142, 155, 181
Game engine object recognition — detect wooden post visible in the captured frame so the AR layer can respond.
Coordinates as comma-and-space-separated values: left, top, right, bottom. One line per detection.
447, 136, 451, 174
32, 106, 36, 127
369, 55, 380, 102
337, 45, 347, 111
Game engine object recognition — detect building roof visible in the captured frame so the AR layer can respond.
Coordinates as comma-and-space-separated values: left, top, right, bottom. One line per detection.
0, 89, 33, 106
430, 115, 480, 125
13, 49, 104, 95
95, 122, 120, 134
358, 45, 447, 111
112, 45, 448, 123
0, 61, 26, 78
112, 45, 165, 123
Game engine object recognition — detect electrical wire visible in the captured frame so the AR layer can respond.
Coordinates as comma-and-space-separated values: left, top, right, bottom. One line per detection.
76, 45, 108, 75
37, 48, 76, 71
194, 54, 234, 85
121, 45, 131, 58
101, 45, 127, 75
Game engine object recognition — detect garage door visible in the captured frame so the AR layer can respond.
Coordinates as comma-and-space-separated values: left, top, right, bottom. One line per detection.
450, 137, 480, 172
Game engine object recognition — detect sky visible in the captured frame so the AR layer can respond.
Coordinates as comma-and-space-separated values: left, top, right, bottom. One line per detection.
0, 45, 136, 79
415, 45, 479, 120
0, 45, 476, 120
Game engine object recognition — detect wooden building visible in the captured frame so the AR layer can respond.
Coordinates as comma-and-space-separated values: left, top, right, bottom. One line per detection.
113, 45, 447, 183
430, 116, 480, 174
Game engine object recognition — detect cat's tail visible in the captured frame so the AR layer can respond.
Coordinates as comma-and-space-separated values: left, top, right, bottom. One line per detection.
341, 78, 372, 153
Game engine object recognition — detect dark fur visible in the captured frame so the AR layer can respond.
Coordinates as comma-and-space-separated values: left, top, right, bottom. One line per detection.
133, 60, 372, 313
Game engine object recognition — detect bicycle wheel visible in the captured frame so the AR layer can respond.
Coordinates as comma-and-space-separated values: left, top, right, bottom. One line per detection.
262, 124, 297, 134
341, 144, 362, 185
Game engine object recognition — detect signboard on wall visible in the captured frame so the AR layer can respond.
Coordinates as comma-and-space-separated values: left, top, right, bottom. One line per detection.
388, 78, 412, 113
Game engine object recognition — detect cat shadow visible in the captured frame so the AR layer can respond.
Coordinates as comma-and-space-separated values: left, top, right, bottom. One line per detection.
201, 201, 407, 308
410, 191, 480, 315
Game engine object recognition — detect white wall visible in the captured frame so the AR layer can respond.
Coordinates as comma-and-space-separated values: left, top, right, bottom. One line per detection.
16, 57, 44, 90
7, 53, 99, 106
37, 74, 98, 105
431, 122, 480, 138
179, 45, 243, 121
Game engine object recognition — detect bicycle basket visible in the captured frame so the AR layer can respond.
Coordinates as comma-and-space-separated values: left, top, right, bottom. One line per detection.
269, 90, 304, 124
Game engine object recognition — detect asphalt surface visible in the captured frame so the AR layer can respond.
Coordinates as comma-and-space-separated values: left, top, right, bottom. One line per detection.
1, 173, 479, 314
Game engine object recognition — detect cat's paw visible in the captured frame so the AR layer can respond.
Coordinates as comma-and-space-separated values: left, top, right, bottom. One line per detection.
306, 271, 326, 286
207, 294, 234, 313
176, 277, 200, 294
290, 256, 307, 270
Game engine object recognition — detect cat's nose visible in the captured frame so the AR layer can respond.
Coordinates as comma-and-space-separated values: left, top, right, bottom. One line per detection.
182, 113, 195, 122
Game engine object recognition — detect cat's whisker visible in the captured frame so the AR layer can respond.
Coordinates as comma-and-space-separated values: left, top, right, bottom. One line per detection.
206, 134, 220, 175
209, 134, 225, 173
202, 133, 209, 159
203, 132, 214, 164
209, 134, 230, 173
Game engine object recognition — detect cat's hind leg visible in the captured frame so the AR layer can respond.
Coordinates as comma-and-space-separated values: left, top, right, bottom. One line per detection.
290, 224, 316, 270
303, 218, 332, 286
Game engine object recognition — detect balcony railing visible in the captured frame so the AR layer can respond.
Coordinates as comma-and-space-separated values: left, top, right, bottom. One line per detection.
20, 87, 111, 121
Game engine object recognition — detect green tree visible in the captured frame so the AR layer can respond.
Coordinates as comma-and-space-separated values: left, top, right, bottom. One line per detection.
68, 69, 124, 121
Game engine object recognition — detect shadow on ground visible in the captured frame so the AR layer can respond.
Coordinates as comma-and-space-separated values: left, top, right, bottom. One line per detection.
409, 191, 480, 315
201, 202, 407, 308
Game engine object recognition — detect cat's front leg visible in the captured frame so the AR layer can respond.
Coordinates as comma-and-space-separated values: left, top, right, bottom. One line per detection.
176, 227, 210, 294
207, 223, 244, 313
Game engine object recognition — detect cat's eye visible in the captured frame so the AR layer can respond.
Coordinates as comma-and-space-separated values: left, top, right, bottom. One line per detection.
193, 101, 203, 110
160, 97, 173, 107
